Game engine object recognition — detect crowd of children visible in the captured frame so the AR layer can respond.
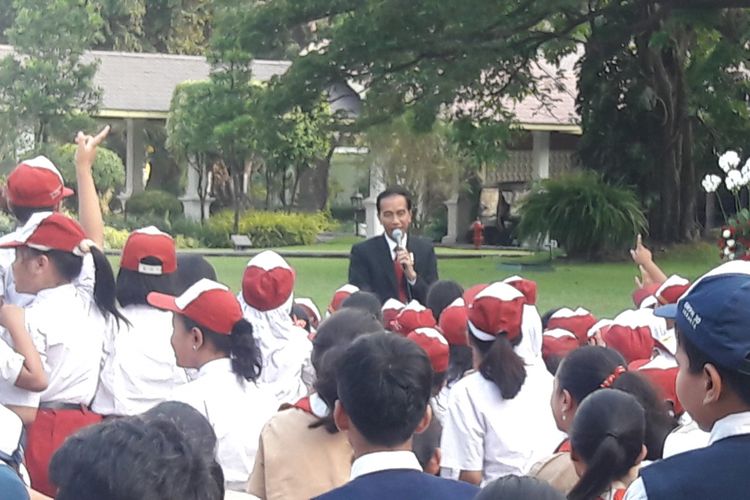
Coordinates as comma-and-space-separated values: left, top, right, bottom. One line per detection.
0, 129, 749, 500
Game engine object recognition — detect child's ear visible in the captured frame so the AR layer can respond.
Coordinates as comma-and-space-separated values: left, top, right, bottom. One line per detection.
191, 327, 204, 349
562, 389, 575, 413
703, 363, 723, 405
635, 444, 648, 465
333, 400, 350, 432
414, 405, 432, 434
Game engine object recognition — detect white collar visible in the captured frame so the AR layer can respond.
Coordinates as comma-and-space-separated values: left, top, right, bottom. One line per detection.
34, 282, 76, 301
709, 411, 750, 445
384, 232, 408, 256
195, 357, 233, 379
309, 392, 330, 418
350, 450, 422, 480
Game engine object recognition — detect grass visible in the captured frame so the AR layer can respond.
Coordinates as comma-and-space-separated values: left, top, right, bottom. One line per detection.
109, 241, 720, 319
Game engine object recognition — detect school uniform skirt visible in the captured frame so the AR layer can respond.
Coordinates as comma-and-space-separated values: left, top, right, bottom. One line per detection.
26, 403, 102, 496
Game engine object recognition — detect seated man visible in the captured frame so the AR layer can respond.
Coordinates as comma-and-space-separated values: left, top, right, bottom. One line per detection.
314, 332, 477, 500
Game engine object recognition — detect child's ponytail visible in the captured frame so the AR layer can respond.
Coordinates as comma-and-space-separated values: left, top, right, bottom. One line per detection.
474, 333, 526, 399
89, 246, 129, 327
228, 319, 262, 382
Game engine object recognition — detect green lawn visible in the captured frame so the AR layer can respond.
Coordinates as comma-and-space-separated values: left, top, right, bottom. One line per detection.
109, 241, 719, 319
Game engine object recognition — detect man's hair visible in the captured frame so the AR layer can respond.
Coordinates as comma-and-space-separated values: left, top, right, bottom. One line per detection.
376, 186, 412, 214
337, 332, 432, 447
677, 328, 750, 407
49, 417, 222, 500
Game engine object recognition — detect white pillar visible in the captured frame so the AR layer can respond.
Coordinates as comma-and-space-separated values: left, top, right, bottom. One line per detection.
180, 163, 214, 221
441, 195, 459, 244
532, 131, 551, 180
364, 161, 385, 237
118, 118, 146, 208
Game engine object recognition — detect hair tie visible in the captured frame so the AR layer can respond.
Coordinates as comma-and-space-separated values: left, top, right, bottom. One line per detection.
600, 366, 626, 388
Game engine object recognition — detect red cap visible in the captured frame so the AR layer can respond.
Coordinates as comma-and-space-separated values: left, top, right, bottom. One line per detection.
632, 283, 660, 308
381, 298, 405, 331
467, 282, 525, 342
546, 308, 598, 346
463, 283, 489, 305
586, 319, 613, 340
541, 328, 580, 360
655, 275, 691, 305
392, 300, 436, 335
6, 156, 74, 207
241, 251, 295, 311
603, 310, 656, 363
148, 278, 243, 335
120, 226, 177, 275
0, 212, 89, 255
328, 284, 360, 314
407, 327, 450, 373
503, 276, 538, 305
629, 356, 683, 415
438, 297, 469, 346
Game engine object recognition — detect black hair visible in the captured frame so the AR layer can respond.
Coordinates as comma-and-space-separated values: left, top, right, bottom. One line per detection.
310, 308, 384, 433
541, 308, 561, 330
116, 257, 178, 307
290, 303, 311, 332
337, 332, 432, 447
425, 280, 464, 321
568, 390, 645, 500
555, 346, 626, 404
470, 330, 527, 399
8, 203, 55, 225
476, 475, 566, 500
612, 371, 678, 460
376, 185, 412, 214
181, 316, 262, 382
341, 291, 384, 323
447, 344, 473, 385
21, 246, 129, 327
174, 254, 217, 294
412, 414, 442, 471
677, 328, 750, 407
544, 354, 564, 376
49, 417, 222, 500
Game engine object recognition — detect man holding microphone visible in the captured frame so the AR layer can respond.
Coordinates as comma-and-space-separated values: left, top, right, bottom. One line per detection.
348, 186, 439, 304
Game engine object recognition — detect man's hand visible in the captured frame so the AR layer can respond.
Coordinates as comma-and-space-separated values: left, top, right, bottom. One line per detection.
395, 248, 417, 282
75, 125, 110, 171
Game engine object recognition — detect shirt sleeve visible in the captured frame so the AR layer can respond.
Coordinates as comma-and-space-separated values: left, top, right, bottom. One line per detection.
439, 381, 485, 471
623, 477, 648, 500
73, 253, 96, 298
0, 338, 24, 383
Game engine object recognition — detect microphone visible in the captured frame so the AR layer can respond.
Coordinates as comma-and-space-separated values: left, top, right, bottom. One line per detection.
392, 228, 403, 249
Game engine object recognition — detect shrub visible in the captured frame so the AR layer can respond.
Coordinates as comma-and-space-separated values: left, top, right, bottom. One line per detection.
207, 210, 332, 248
47, 143, 125, 195
126, 190, 183, 218
104, 226, 130, 249
516, 171, 647, 259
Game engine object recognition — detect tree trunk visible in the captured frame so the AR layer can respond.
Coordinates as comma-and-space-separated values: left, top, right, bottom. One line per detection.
296, 146, 335, 212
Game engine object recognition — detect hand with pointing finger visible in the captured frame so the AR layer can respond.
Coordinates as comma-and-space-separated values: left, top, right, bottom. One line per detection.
629, 234, 652, 267
75, 125, 110, 171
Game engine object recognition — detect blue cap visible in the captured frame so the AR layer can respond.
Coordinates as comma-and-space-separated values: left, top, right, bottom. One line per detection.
656, 271, 750, 375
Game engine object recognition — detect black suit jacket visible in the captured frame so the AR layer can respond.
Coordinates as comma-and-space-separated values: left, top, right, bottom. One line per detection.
348, 234, 438, 304
313, 469, 478, 500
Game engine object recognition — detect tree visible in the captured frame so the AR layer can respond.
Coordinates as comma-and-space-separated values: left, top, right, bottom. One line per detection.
0, 0, 103, 149
238, 0, 750, 242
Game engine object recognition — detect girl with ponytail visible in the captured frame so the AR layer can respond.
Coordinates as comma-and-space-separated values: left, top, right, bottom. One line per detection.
440, 282, 564, 486
148, 278, 278, 492
568, 389, 647, 500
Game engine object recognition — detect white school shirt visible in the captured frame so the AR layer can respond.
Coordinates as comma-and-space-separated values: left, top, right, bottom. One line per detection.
624, 411, 750, 500
661, 413, 710, 458
93, 305, 188, 416
169, 358, 279, 491
440, 364, 565, 486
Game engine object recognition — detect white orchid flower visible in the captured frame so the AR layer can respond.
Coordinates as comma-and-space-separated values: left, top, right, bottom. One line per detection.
726, 169, 743, 191
719, 151, 741, 173
702, 174, 722, 193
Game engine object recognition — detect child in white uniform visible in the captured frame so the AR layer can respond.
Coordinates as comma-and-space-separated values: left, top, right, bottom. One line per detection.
440, 282, 564, 486
148, 278, 278, 492
93, 226, 188, 416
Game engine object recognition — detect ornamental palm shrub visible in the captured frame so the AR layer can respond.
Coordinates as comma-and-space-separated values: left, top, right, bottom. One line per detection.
516, 172, 647, 259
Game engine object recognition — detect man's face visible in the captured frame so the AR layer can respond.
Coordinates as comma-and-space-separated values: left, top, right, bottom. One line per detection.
378, 194, 412, 239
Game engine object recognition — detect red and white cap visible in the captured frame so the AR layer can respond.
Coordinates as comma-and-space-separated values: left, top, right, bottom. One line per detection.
467, 282, 525, 342
382, 298, 406, 331
393, 300, 436, 335
586, 319, 613, 340
438, 297, 469, 346
546, 307, 597, 346
655, 275, 691, 305
0, 211, 91, 255
148, 278, 243, 335
294, 297, 322, 328
407, 327, 450, 373
503, 276, 537, 305
632, 283, 660, 309
120, 226, 177, 275
5, 156, 74, 207
242, 251, 295, 311
463, 283, 489, 306
328, 284, 360, 314
602, 309, 657, 363
629, 355, 683, 415
542, 328, 579, 360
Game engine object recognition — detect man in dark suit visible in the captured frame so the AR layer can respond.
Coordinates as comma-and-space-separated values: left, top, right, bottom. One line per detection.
348, 186, 438, 304
313, 333, 478, 500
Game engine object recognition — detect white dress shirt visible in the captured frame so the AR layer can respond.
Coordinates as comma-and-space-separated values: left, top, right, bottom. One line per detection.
170, 358, 279, 491
440, 364, 565, 486
624, 411, 750, 500
93, 305, 188, 416
350, 450, 422, 480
